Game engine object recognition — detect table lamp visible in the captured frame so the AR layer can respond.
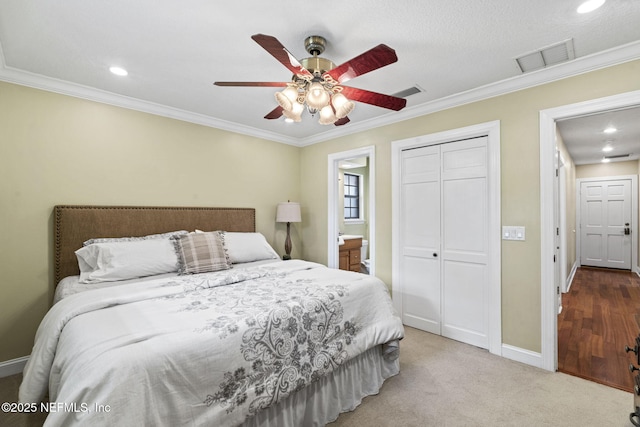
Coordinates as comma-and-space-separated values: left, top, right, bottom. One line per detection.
276, 201, 301, 260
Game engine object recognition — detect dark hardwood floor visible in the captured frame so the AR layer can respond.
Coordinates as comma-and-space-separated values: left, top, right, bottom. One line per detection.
558, 266, 640, 392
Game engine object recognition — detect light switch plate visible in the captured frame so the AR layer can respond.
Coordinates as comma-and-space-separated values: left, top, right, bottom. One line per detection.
502, 226, 526, 241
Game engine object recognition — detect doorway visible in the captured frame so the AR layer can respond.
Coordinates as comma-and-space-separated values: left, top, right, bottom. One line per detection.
327, 146, 375, 275
539, 89, 640, 372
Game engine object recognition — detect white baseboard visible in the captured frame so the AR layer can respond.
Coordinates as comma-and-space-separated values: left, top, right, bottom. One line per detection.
0, 356, 29, 378
565, 261, 578, 293
501, 344, 544, 369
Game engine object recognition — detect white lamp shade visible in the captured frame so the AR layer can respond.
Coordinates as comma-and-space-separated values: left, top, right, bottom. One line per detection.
276, 202, 301, 223
331, 93, 355, 119
305, 82, 330, 109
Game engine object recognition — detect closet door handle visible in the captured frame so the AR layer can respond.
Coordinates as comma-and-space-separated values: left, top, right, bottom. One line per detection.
433, 252, 438, 258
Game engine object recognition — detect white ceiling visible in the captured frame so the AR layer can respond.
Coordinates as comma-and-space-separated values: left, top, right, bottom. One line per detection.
1, 0, 639, 148
557, 105, 640, 165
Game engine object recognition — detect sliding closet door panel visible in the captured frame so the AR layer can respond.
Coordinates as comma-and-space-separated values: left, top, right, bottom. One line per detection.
441, 137, 489, 349
400, 146, 441, 332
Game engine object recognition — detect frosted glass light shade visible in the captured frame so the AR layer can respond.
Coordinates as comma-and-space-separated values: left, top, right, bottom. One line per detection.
306, 82, 330, 109
275, 86, 299, 111
319, 105, 337, 125
283, 101, 303, 122
331, 93, 355, 119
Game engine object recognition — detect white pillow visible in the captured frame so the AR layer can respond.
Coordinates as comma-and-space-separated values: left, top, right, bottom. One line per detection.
83, 230, 188, 246
76, 239, 179, 283
223, 232, 280, 264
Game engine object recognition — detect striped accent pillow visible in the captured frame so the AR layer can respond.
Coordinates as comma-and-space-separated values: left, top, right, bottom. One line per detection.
173, 231, 231, 274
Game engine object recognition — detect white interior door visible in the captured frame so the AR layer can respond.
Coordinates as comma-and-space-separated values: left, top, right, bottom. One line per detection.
400, 145, 441, 334
440, 139, 489, 348
400, 137, 489, 349
580, 179, 632, 269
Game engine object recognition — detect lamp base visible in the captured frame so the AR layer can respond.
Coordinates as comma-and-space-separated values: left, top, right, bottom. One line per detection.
282, 254, 292, 261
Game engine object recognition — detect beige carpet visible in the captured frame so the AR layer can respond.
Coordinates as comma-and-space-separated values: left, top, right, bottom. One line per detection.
1, 326, 634, 426
330, 326, 634, 426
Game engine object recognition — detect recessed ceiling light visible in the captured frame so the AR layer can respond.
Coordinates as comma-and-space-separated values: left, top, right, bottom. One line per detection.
577, 0, 606, 14
601, 157, 610, 163
109, 66, 128, 76
603, 126, 617, 134
602, 145, 613, 152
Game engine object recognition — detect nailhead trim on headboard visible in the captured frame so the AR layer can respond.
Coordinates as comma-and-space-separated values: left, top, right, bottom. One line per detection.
53, 205, 256, 285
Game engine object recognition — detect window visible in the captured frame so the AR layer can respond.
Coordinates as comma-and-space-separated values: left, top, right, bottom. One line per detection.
344, 172, 363, 222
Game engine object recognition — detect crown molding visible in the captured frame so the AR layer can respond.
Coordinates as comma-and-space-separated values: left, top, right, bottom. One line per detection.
297, 39, 640, 146
1, 39, 639, 147
0, 42, 299, 146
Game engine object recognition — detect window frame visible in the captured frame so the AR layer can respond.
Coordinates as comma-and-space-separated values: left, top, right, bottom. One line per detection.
343, 172, 364, 224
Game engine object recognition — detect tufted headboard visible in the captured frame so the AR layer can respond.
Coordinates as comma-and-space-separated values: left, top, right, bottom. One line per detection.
53, 205, 256, 285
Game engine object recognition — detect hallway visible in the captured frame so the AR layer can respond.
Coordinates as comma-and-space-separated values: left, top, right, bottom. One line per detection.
557, 266, 640, 392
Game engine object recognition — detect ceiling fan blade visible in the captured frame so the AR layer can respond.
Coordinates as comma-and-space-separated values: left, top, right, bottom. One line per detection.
324, 44, 398, 84
251, 34, 313, 78
334, 117, 350, 126
214, 82, 288, 87
340, 86, 407, 111
264, 106, 284, 120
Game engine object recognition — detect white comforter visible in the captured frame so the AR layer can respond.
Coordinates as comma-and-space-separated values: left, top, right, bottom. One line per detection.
20, 260, 404, 426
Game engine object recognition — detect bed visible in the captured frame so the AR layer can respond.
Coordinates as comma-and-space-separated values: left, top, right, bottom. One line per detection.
19, 205, 404, 426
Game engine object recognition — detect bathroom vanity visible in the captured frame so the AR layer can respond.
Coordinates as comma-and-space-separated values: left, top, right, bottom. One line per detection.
339, 235, 362, 272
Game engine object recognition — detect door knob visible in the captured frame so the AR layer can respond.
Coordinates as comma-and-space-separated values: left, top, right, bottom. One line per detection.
433, 253, 438, 258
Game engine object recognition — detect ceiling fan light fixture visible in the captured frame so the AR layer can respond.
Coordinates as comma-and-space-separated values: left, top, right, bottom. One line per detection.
331, 93, 355, 119
283, 101, 304, 122
275, 92, 292, 111
275, 86, 299, 111
306, 82, 330, 110
319, 105, 338, 125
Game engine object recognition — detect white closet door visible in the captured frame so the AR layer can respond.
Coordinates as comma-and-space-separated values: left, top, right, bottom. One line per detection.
400, 145, 441, 333
580, 179, 631, 269
440, 138, 489, 348
399, 137, 489, 349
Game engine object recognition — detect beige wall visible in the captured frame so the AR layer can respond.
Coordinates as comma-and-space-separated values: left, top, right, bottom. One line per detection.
576, 159, 640, 178
556, 130, 577, 281
0, 82, 301, 361
300, 59, 640, 353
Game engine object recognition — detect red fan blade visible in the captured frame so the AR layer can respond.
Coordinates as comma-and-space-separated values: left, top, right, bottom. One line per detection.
214, 81, 288, 87
334, 117, 350, 126
251, 34, 313, 78
340, 86, 407, 111
264, 106, 284, 120
324, 44, 398, 84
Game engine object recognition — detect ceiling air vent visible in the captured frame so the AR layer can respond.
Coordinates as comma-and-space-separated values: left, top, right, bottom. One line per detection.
604, 154, 631, 160
392, 85, 424, 98
515, 39, 575, 73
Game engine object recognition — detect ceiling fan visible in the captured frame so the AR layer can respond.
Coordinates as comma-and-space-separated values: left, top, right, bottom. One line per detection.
214, 34, 407, 126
